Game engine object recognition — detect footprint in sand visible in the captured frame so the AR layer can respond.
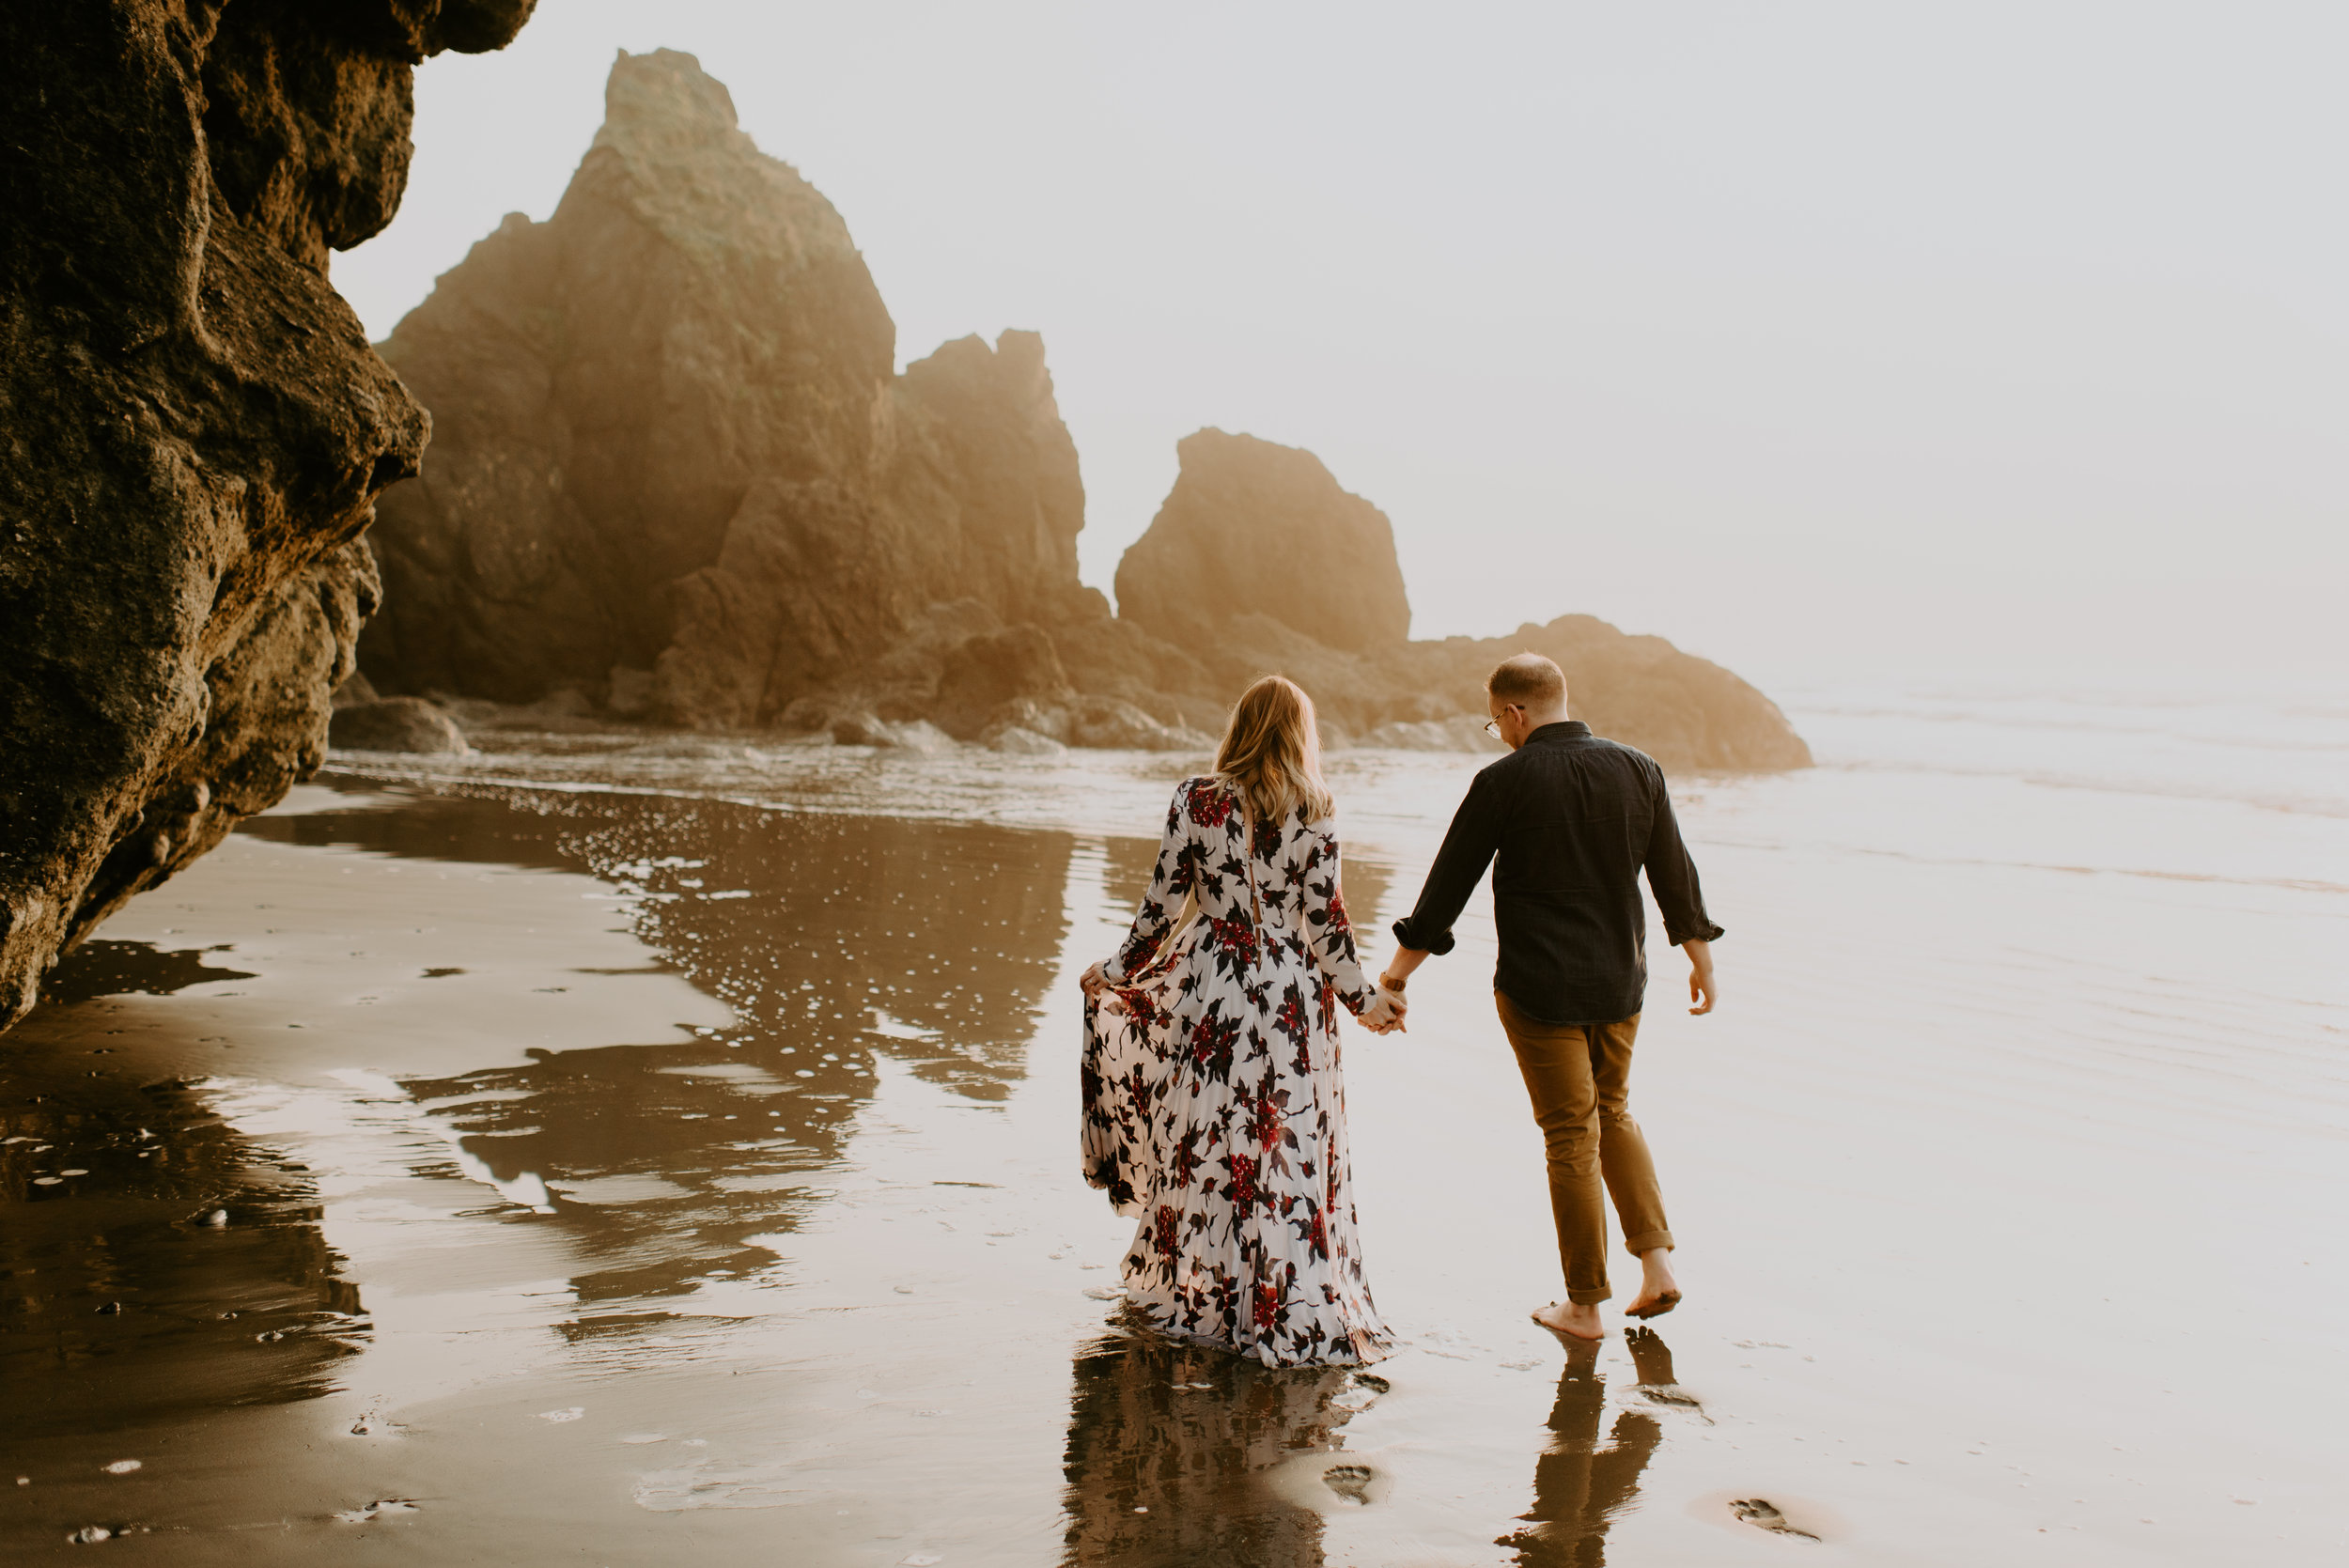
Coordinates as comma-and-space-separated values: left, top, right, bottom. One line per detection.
1730, 1498, 1820, 1541
1320, 1464, 1377, 1506
1625, 1327, 1711, 1423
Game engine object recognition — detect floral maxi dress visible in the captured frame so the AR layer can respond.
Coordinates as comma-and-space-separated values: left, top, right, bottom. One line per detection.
1081, 775, 1393, 1366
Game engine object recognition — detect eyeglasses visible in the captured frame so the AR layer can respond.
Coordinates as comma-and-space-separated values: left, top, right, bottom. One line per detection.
1482, 705, 1524, 739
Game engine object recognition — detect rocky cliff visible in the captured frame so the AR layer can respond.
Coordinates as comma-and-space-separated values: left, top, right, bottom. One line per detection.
1092, 430, 1812, 771
351, 52, 1807, 773
361, 49, 1090, 729
1114, 428, 1410, 655
0, 0, 538, 1032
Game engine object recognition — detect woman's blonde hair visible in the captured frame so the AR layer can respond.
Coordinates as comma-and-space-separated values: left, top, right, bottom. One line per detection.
1214, 675, 1334, 827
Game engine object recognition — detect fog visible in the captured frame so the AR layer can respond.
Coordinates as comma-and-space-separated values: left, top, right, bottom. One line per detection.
334, 2, 2349, 687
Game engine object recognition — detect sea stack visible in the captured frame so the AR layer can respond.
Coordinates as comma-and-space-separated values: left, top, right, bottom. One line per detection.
0, 1, 540, 1034
1115, 429, 1411, 655
362, 49, 1092, 729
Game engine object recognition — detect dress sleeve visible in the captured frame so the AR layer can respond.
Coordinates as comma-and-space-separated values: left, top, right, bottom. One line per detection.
1301, 823, 1375, 1015
1102, 779, 1201, 984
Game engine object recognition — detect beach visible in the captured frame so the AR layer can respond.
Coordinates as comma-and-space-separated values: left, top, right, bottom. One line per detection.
4, 677, 2344, 1564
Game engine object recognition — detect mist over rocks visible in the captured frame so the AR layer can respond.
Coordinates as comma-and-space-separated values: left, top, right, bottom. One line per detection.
0, 0, 538, 1032
346, 52, 1804, 775
1115, 429, 1411, 656
361, 48, 1087, 730
1089, 432, 1812, 772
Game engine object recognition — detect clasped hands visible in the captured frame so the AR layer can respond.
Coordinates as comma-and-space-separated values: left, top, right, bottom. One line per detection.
1358, 979, 1408, 1034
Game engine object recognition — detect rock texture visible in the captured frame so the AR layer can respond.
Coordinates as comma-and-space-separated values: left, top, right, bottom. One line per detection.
347, 56, 1806, 775
1114, 428, 1411, 655
1093, 432, 1813, 772
328, 696, 469, 753
362, 49, 1089, 730
0, 0, 538, 1032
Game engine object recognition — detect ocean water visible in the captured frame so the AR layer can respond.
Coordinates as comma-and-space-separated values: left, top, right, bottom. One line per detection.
3, 676, 2341, 1563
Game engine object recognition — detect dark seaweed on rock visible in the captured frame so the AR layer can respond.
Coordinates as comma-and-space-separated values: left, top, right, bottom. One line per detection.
0, 0, 539, 1032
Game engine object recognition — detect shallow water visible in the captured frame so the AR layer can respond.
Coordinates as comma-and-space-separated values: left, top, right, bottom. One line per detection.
3, 679, 2344, 1563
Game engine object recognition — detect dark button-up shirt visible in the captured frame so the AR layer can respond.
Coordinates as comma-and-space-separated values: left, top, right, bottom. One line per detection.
1392, 722, 1723, 1024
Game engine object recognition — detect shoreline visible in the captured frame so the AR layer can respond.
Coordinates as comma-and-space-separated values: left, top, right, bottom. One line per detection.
5, 706, 2344, 1561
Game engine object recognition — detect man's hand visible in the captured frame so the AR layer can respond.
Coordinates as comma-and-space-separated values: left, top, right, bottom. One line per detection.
1683, 939, 1717, 1016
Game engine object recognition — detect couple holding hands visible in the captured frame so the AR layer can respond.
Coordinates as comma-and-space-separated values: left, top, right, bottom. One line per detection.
1079, 654, 1721, 1366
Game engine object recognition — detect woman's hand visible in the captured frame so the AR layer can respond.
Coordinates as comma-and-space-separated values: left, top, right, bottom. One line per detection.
1357, 986, 1408, 1034
1081, 961, 1112, 1000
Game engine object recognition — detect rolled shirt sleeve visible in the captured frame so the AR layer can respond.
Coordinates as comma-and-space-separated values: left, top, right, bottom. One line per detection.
1390, 767, 1505, 955
1641, 764, 1724, 947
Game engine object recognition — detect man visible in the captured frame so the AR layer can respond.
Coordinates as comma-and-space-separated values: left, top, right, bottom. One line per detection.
1381, 653, 1721, 1341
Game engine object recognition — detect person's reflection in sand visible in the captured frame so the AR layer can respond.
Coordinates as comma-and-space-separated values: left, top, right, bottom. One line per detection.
1061, 1327, 1384, 1568
1499, 1328, 1685, 1565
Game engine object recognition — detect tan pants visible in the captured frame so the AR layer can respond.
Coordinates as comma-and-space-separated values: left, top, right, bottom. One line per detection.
1496, 991, 1674, 1305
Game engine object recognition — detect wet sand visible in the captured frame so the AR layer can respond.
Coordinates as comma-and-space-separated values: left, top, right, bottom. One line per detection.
4, 684, 2345, 1563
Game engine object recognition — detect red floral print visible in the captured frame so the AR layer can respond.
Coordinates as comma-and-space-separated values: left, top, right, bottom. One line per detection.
1078, 776, 1390, 1368
1249, 1088, 1283, 1152
1185, 780, 1234, 829
1253, 1281, 1281, 1333
1228, 1151, 1260, 1214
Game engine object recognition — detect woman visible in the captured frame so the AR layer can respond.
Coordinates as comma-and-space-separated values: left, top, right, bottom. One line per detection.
1080, 675, 1404, 1366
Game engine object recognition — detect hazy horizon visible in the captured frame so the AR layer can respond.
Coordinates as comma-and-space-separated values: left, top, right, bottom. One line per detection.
334, 3, 2349, 691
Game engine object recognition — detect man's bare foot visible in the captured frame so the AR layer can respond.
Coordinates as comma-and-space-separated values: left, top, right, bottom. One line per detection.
1531, 1300, 1605, 1341
1626, 1247, 1681, 1320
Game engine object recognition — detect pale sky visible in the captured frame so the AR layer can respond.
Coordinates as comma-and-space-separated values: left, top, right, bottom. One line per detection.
334, 2, 2349, 689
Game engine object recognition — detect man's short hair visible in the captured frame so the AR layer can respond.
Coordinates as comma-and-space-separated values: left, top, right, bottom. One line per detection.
1487, 652, 1566, 709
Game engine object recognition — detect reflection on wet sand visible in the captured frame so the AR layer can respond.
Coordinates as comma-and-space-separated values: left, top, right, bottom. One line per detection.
240, 781, 1074, 1305
4, 775, 1433, 1559
1061, 1324, 1387, 1568
1497, 1329, 1684, 1565
1, 945, 357, 1442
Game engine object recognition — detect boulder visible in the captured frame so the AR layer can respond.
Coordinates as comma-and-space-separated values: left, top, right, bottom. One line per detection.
606, 666, 656, 718
985, 726, 1067, 758
985, 697, 1072, 742
778, 696, 832, 734
329, 699, 471, 755
334, 671, 383, 708
931, 624, 1071, 739
361, 51, 1088, 729
1062, 697, 1214, 753
885, 720, 955, 756
1114, 429, 1411, 656
829, 711, 892, 747
0, 0, 538, 1033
